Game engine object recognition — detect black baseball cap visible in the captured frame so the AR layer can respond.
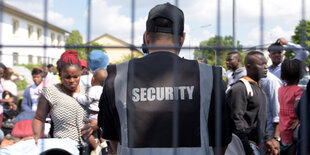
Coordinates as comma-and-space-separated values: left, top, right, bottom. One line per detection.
146, 3, 184, 35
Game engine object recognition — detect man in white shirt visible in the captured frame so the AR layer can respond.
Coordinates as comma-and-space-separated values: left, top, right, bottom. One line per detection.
225, 52, 246, 89
268, 38, 309, 81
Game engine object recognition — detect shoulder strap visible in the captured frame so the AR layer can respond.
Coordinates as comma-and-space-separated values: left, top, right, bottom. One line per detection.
239, 78, 253, 97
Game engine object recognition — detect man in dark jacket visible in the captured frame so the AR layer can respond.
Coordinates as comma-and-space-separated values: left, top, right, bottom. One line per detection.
296, 81, 310, 155
98, 2, 232, 155
227, 51, 280, 155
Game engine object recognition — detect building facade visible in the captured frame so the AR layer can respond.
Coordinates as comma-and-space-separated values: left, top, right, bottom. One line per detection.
0, 2, 68, 67
91, 33, 143, 64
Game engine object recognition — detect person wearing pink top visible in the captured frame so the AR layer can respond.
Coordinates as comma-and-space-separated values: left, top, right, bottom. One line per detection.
278, 59, 304, 154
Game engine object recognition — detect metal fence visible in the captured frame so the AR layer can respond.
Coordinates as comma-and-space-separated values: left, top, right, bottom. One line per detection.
0, 0, 309, 155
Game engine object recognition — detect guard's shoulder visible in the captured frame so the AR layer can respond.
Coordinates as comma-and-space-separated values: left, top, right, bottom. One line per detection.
198, 62, 212, 67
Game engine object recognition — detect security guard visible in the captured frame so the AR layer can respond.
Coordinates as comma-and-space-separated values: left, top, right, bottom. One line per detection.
98, 3, 232, 155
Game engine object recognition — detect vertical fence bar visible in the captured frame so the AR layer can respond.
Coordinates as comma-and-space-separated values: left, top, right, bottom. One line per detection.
0, 0, 3, 63
175, 0, 179, 8
301, 89, 308, 155
232, 0, 237, 52
215, 0, 222, 154
85, 0, 92, 154
43, 0, 48, 66
300, 0, 308, 154
42, 0, 48, 88
43, 0, 48, 67
130, 0, 135, 59
86, 0, 92, 53
0, 0, 3, 55
128, 1, 136, 155
42, 0, 48, 152
259, 0, 265, 153
259, 0, 264, 50
216, 0, 221, 65
172, 1, 180, 155
173, 1, 179, 48
300, 0, 306, 46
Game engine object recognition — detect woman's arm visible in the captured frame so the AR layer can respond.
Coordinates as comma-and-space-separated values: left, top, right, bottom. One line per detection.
0, 97, 14, 104
32, 94, 50, 145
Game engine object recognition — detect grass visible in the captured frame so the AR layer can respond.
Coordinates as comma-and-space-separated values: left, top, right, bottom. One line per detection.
16, 78, 28, 91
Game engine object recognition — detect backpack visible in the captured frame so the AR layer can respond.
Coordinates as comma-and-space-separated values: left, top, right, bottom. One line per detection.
239, 78, 254, 97
226, 77, 253, 97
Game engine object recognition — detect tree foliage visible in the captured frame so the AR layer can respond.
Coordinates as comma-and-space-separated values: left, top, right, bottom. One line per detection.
291, 20, 310, 65
65, 30, 85, 58
65, 30, 105, 60
194, 35, 243, 68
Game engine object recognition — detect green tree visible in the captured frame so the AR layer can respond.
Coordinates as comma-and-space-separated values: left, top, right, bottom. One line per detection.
66, 30, 105, 60
291, 20, 310, 65
65, 30, 86, 59
194, 35, 243, 67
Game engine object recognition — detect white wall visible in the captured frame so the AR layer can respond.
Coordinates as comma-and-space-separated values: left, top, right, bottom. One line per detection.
0, 12, 66, 67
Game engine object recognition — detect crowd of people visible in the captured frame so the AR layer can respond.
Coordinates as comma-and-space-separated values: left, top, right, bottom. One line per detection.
0, 49, 110, 154
0, 2, 309, 155
225, 37, 310, 155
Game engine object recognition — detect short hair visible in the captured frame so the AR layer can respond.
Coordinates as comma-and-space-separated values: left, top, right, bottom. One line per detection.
227, 51, 242, 62
281, 59, 303, 82
244, 51, 264, 65
268, 42, 283, 52
32, 68, 43, 75
93, 69, 108, 86
47, 64, 54, 69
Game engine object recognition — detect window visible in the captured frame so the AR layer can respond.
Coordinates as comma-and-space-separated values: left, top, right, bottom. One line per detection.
13, 53, 18, 66
28, 24, 34, 38
57, 34, 62, 46
28, 55, 33, 64
12, 19, 19, 34
51, 32, 55, 44
37, 28, 42, 40
37, 56, 42, 64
